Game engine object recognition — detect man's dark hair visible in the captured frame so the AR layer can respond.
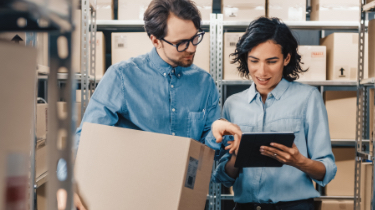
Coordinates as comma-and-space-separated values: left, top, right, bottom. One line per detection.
143, 0, 201, 39
231, 17, 307, 81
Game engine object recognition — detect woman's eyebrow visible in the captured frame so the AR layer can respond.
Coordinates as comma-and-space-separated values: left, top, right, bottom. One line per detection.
266, 57, 279, 60
248, 56, 259, 59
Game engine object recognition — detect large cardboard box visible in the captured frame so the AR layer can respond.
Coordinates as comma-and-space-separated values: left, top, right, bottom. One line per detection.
324, 91, 356, 139
118, 0, 212, 21
90, 31, 106, 79
96, 0, 113, 20
36, 103, 48, 140
320, 33, 369, 80
297, 46, 326, 81
310, 0, 360, 21
222, 0, 265, 21
75, 123, 215, 210
368, 20, 375, 78
223, 32, 246, 80
0, 41, 36, 208
112, 32, 210, 72
267, 0, 306, 21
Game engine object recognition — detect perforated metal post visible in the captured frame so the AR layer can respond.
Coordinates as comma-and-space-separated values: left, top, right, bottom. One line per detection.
81, 0, 90, 118
354, 1, 367, 209
89, 0, 97, 96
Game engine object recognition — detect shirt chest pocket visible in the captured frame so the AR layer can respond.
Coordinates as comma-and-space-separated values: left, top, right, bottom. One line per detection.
187, 111, 206, 141
267, 118, 301, 134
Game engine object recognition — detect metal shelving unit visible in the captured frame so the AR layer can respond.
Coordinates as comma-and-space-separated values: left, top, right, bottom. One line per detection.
354, 1, 375, 210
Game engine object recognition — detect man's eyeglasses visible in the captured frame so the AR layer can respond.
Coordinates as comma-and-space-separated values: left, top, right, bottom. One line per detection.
161, 30, 205, 52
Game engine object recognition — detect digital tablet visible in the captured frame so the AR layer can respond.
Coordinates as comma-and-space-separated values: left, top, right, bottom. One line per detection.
234, 132, 295, 168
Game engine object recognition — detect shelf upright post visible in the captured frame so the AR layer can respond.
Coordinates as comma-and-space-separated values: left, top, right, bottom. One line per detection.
89, 0, 97, 96
208, 13, 217, 210
354, 0, 367, 209
81, 0, 91, 119
46, 2, 75, 210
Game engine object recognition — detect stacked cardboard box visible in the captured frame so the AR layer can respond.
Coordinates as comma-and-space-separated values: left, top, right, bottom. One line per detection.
90, 31, 106, 79
75, 123, 215, 210
320, 33, 369, 80
96, 0, 114, 20
297, 46, 326, 81
36, 103, 48, 140
310, 0, 360, 21
368, 20, 375, 79
223, 32, 246, 80
222, 0, 266, 21
267, 0, 306, 21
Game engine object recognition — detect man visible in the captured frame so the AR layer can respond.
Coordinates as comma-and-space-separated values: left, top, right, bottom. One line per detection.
71, 0, 242, 209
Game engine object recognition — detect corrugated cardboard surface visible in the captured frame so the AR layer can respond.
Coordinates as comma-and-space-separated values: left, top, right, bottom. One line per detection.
96, 0, 113, 20
37, 184, 46, 210
223, 32, 247, 80
320, 33, 369, 80
324, 91, 356, 139
297, 45, 326, 81
267, 0, 306, 21
222, 0, 265, 21
36, 103, 48, 140
310, 0, 360, 21
0, 41, 36, 207
75, 123, 214, 210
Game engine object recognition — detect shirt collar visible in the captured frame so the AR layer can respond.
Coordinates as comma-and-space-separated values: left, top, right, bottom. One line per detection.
148, 47, 184, 77
248, 78, 290, 103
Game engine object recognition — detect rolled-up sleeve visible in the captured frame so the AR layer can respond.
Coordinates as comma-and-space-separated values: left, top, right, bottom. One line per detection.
211, 152, 236, 187
304, 88, 337, 186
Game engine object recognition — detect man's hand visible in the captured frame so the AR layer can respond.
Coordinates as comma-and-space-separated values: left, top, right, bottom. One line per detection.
74, 193, 87, 210
57, 191, 87, 210
211, 119, 242, 155
260, 143, 305, 167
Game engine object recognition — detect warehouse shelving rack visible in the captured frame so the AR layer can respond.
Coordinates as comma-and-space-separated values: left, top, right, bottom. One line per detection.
354, 1, 375, 210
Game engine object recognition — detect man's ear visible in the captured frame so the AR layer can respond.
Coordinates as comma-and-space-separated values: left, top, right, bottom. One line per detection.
150, 35, 162, 49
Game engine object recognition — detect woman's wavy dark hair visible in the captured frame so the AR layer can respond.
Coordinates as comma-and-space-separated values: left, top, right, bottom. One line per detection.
231, 17, 307, 81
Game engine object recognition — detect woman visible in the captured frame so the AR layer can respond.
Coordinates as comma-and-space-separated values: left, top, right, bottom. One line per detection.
211, 17, 337, 210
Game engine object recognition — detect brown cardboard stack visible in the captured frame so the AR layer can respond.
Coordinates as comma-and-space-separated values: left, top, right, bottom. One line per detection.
310, 0, 360, 21
195, 33, 210, 72
0, 41, 36, 208
297, 46, 326, 81
223, 32, 246, 80
368, 20, 375, 79
267, 0, 306, 21
89, 31, 106, 79
36, 103, 48, 140
96, 0, 114, 20
75, 123, 215, 210
222, 0, 266, 21
324, 91, 356, 139
320, 33, 369, 80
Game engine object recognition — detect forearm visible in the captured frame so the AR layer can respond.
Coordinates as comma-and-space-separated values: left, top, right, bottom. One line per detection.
296, 157, 326, 181
225, 155, 240, 179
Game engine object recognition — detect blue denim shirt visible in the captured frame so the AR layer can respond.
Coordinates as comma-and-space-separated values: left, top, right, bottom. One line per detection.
75, 47, 220, 148
210, 79, 337, 203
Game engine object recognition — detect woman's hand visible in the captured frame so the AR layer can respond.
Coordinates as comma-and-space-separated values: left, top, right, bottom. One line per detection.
260, 143, 304, 167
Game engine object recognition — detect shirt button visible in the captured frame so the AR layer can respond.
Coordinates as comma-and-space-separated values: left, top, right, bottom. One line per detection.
163, 73, 166, 77
172, 108, 175, 112
172, 132, 175, 136
256, 206, 261, 210
171, 85, 174, 88
172, 69, 175, 73
178, 74, 181, 77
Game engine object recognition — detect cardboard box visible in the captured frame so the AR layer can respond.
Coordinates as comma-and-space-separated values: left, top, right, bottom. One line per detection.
75, 123, 215, 210
76, 89, 91, 103
35, 139, 47, 180
267, 0, 306, 21
36, 183, 46, 210
368, 20, 375, 78
36, 103, 48, 140
96, 0, 113, 20
71, 9, 81, 73
118, 0, 212, 21
194, 33, 210, 72
317, 200, 354, 210
324, 91, 356, 139
222, 0, 265, 21
320, 33, 369, 80
223, 32, 247, 80
89, 31, 106, 79
0, 41, 36, 208
57, 102, 82, 128
297, 46, 326, 81
310, 0, 360, 21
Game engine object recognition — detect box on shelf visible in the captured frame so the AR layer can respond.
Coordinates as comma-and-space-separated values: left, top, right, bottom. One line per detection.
297, 46, 326, 81
316, 200, 354, 210
36, 103, 48, 140
368, 20, 375, 79
195, 0, 212, 21
310, 0, 360, 21
223, 32, 247, 80
57, 102, 82, 129
96, 0, 114, 20
0, 41, 36, 208
89, 31, 106, 79
76, 89, 91, 103
35, 139, 47, 180
194, 33, 210, 72
36, 183, 46, 210
320, 33, 369, 81
222, 0, 266, 21
75, 123, 215, 210
324, 91, 356, 139
267, 0, 306, 21
70, 9, 82, 73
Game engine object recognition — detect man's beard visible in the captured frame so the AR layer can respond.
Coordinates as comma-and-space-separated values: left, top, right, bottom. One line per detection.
165, 52, 195, 67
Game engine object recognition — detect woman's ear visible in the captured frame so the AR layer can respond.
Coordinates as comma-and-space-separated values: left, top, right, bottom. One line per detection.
284, 53, 291, 66
150, 35, 162, 49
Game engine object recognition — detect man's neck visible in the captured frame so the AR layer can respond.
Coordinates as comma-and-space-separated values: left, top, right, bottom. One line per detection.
156, 47, 177, 67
